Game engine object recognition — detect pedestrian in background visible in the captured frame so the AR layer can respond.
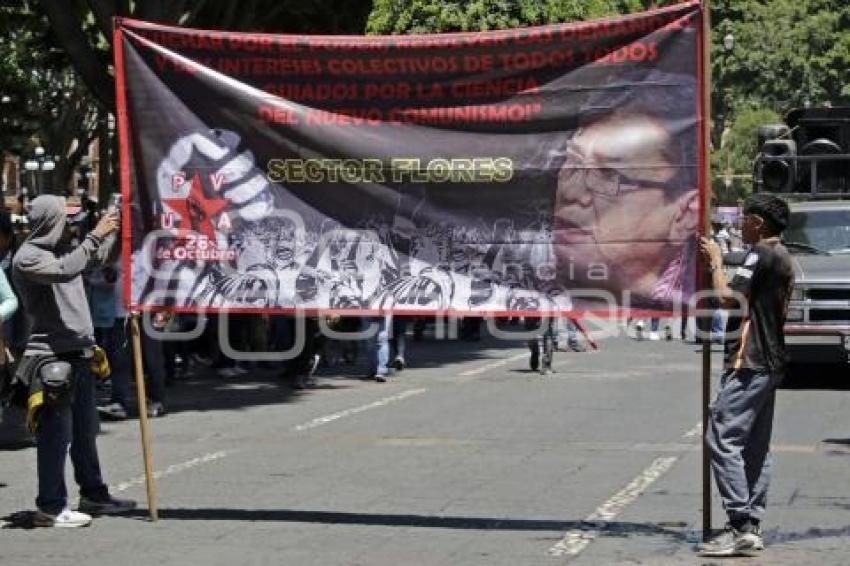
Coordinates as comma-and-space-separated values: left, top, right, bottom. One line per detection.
88, 257, 130, 420
0, 212, 26, 444
369, 314, 408, 382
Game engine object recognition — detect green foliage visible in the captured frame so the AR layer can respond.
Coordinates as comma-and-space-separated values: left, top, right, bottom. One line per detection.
711, 107, 781, 204
710, 1, 850, 197
369, 0, 850, 113
367, 0, 682, 34
0, 1, 91, 156
713, 0, 850, 114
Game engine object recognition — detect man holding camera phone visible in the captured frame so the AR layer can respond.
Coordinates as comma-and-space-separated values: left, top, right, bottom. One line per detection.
12, 195, 135, 527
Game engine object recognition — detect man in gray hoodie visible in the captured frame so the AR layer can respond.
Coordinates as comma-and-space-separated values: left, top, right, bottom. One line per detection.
13, 195, 135, 527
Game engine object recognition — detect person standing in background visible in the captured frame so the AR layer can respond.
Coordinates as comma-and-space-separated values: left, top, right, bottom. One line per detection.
0, 212, 25, 445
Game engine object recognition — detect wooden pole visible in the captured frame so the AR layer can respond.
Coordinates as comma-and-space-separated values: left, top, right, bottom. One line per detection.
570, 318, 599, 351
130, 313, 158, 521
700, 0, 714, 542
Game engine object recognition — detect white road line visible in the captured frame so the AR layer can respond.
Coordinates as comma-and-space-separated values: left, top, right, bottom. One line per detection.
107, 389, 427, 495
107, 390, 429, 494
291, 388, 427, 432
459, 352, 529, 376
682, 422, 703, 439
548, 456, 679, 558
110, 450, 232, 493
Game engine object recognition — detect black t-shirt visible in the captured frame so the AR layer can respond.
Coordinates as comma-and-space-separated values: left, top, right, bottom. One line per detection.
723, 239, 794, 374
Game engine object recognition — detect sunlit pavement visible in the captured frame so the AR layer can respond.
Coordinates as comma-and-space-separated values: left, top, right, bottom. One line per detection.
2, 324, 849, 565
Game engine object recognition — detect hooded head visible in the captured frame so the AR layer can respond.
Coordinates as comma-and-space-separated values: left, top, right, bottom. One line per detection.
26, 195, 68, 249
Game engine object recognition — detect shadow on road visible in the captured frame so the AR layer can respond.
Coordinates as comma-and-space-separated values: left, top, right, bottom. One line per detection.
162, 369, 305, 416
117, 507, 687, 539
765, 524, 850, 545
780, 363, 850, 390
2, 506, 683, 537
119, 329, 538, 417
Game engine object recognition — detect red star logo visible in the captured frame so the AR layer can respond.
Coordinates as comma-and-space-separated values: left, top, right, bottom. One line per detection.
162, 172, 229, 240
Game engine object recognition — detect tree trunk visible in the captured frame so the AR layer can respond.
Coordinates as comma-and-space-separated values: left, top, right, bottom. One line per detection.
98, 117, 116, 203
42, 0, 115, 110
88, 0, 117, 42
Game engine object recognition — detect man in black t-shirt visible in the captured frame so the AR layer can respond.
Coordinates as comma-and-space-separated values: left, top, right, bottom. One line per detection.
697, 194, 794, 557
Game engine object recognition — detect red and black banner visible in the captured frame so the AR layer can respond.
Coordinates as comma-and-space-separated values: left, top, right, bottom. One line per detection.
114, 1, 704, 315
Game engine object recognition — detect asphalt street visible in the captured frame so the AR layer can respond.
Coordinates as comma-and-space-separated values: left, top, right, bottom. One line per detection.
2, 323, 849, 565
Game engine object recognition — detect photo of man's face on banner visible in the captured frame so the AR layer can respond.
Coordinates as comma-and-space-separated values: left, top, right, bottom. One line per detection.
552, 70, 699, 310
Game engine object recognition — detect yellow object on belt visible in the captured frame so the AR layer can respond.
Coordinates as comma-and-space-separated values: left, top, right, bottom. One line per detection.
90, 345, 111, 379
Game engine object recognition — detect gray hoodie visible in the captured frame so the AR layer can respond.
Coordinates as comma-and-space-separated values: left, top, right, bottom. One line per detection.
12, 195, 106, 355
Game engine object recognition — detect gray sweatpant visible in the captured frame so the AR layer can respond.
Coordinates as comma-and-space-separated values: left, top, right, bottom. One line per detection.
707, 368, 779, 522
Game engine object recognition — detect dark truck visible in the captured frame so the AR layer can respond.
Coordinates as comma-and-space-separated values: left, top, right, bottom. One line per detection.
753, 107, 850, 367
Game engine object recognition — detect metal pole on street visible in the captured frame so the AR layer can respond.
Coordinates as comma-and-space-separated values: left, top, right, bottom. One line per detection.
700, 0, 713, 541
130, 313, 159, 521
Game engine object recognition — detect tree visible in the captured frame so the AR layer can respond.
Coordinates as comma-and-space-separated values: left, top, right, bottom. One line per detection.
42, 0, 374, 111
712, 107, 781, 204
26, 0, 372, 198
1, 1, 99, 196
710, 1, 850, 204
367, 0, 683, 34
713, 0, 850, 116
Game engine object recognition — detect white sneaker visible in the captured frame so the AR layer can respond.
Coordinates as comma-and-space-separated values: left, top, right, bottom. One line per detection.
146, 401, 167, 418
34, 508, 93, 528
648, 332, 661, 341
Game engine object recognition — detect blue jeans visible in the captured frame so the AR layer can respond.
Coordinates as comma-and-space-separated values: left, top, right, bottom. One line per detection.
141, 327, 167, 404
564, 318, 579, 348
526, 317, 557, 365
711, 310, 727, 339
101, 318, 165, 406
36, 359, 109, 514
369, 316, 408, 375
98, 319, 131, 407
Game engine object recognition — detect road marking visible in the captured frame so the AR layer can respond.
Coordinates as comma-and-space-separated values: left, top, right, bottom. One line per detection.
546, 422, 704, 557
110, 450, 232, 494
459, 352, 529, 376
548, 456, 679, 557
682, 422, 702, 439
292, 388, 427, 432
107, 389, 428, 495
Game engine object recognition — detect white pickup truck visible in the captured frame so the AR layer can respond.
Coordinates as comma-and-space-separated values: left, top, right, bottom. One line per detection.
782, 200, 850, 366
